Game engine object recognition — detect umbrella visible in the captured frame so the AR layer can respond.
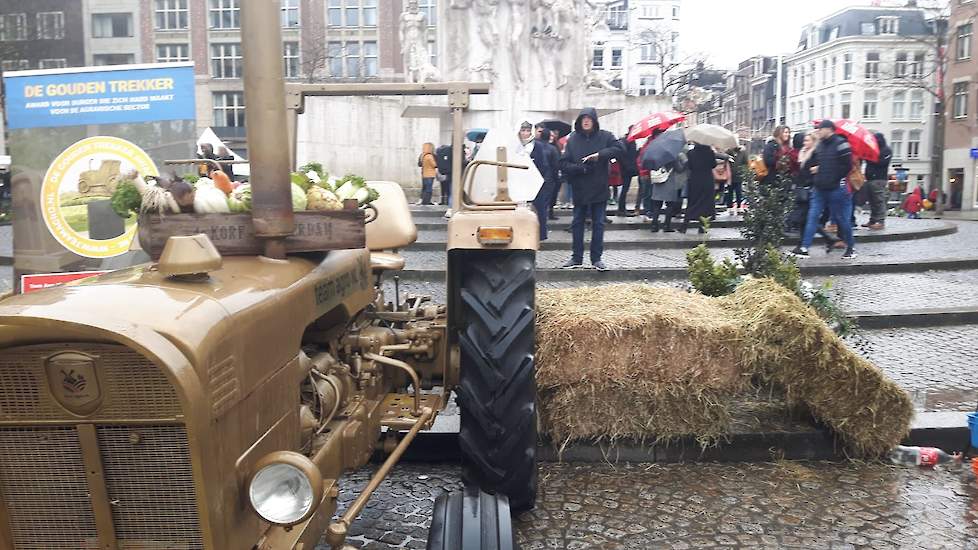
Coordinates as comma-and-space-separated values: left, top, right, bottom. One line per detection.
466, 128, 488, 142
641, 129, 686, 171
685, 124, 738, 151
627, 111, 685, 142
538, 119, 572, 138
813, 119, 880, 163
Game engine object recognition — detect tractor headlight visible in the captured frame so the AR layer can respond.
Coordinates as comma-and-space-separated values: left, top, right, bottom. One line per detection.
249, 452, 323, 526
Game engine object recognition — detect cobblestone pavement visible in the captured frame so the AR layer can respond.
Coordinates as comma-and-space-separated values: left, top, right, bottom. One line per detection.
321, 461, 978, 549
849, 325, 978, 412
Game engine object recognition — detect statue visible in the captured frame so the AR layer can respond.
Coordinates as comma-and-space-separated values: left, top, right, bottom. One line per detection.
470, 0, 500, 80
400, 0, 441, 83
508, 0, 528, 85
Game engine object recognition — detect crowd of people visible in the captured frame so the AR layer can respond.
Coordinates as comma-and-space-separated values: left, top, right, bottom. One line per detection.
416, 111, 910, 269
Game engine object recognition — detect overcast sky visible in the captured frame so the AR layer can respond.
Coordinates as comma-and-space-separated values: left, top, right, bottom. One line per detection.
679, 0, 897, 69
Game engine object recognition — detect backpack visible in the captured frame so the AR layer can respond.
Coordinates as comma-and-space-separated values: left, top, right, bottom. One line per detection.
417, 154, 424, 168
435, 145, 452, 175
749, 155, 768, 179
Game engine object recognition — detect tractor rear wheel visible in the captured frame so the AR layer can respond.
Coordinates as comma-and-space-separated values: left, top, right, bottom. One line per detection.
455, 251, 537, 512
425, 486, 516, 550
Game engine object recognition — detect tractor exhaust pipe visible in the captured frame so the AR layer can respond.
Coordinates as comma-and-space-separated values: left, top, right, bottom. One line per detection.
241, 0, 293, 259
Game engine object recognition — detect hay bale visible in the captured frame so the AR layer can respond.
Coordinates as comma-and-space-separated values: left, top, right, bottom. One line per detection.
536, 285, 749, 445
720, 278, 914, 456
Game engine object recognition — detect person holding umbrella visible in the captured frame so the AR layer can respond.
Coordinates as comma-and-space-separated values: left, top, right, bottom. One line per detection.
682, 124, 738, 233
640, 128, 687, 232
559, 107, 624, 270
793, 120, 856, 259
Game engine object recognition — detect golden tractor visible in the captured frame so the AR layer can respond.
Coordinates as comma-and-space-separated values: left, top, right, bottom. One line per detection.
0, 3, 539, 550
77, 159, 123, 198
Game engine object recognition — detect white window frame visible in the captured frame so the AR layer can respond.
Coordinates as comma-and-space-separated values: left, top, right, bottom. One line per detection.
213, 92, 246, 127
907, 129, 921, 159
592, 48, 604, 69
843, 53, 853, 80
863, 91, 879, 120
895, 52, 908, 77
327, 0, 342, 27
840, 92, 852, 119
910, 52, 925, 78
877, 16, 898, 35
156, 43, 190, 63
892, 91, 906, 120
419, 0, 436, 26
283, 41, 300, 78
345, 41, 361, 77
327, 41, 343, 76
865, 52, 880, 80
281, 0, 299, 27
611, 48, 622, 68
211, 42, 243, 79
0, 13, 28, 41
39, 58, 67, 69
910, 89, 924, 120
155, 0, 188, 30
363, 40, 378, 76
953, 81, 969, 118
1, 59, 29, 71
891, 130, 904, 159
37, 11, 65, 40
959, 23, 973, 60
209, 0, 240, 30
639, 76, 657, 96
92, 13, 132, 39
363, 0, 377, 27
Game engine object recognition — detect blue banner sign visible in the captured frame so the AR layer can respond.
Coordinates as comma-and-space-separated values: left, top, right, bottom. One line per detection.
3, 63, 195, 129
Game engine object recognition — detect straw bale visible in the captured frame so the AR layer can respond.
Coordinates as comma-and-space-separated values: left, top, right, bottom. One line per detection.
720, 278, 914, 456
536, 285, 749, 444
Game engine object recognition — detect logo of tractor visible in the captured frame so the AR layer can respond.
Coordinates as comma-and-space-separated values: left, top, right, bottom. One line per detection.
61, 369, 88, 393
77, 158, 123, 198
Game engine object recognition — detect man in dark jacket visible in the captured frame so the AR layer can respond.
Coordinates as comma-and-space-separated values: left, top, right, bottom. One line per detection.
530, 123, 559, 240
559, 108, 624, 270
793, 120, 856, 259
616, 128, 639, 215
863, 132, 892, 230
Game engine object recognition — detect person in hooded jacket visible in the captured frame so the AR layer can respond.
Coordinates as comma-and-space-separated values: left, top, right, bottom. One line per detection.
863, 132, 892, 230
559, 108, 624, 270
418, 142, 438, 205
529, 123, 559, 240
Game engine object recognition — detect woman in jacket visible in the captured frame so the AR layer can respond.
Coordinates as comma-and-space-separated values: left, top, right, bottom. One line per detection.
419, 142, 438, 205
682, 143, 718, 233
762, 125, 797, 184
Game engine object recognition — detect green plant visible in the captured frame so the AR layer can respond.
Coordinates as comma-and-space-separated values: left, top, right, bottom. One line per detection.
110, 180, 141, 218
181, 173, 200, 185
736, 162, 792, 275
798, 279, 858, 337
686, 244, 740, 297
753, 245, 800, 293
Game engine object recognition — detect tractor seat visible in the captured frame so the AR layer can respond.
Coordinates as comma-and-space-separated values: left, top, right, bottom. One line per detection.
370, 251, 406, 274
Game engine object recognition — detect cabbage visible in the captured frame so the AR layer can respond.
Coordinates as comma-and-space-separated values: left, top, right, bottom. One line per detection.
232, 183, 251, 210
291, 182, 307, 211
194, 180, 231, 213
227, 195, 248, 213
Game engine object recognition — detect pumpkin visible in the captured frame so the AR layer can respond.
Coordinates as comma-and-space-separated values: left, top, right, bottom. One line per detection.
211, 170, 233, 195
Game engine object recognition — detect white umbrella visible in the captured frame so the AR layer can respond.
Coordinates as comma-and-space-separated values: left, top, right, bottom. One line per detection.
685, 124, 738, 151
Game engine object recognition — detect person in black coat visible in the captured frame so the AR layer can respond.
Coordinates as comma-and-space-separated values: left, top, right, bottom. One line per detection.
530, 124, 560, 240
616, 129, 639, 215
794, 120, 855, 258
559, 107, 624, 270
682, 143, 719, 233
863, 132, 892, 229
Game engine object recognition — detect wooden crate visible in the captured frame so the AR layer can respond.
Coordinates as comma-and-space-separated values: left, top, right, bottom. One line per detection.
137, 209, 366, 259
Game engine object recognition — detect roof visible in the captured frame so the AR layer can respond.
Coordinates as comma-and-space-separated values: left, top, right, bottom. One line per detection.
798, 6, 931, 50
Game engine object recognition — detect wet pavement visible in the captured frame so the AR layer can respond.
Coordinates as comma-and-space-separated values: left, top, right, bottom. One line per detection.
322, 461, 978, 549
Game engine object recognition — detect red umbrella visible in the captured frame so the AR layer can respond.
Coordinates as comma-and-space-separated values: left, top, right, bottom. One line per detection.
813, 119, 880, 162
627, 111, 685, 142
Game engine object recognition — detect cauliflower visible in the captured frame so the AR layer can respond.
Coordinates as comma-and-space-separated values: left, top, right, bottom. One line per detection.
307, 186, 344, 211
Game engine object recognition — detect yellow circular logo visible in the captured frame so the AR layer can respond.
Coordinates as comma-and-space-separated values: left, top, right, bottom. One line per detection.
41, 136, 158, 258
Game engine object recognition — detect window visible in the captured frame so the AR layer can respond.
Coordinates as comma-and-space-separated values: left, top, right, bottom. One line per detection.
843, 53, 852, 80
94, 54, 135, 65
363, 0, 377, 26
39, 58, 67, 69
809, 62, 816, 89
641, 5, 661, 18
92, 13, 132, 38
910, 89, 924, 120
827, 93, 835, 118
907, 129, 921, 159
283, 42, 299, 78
830, 56, 837, 83
607, 2, 627, 30
156, 43, 189, 63
821, 58, 828, 84
1, 59, 29, 71
345, 41, 361, 76
155, 0, 188, 30
282, 0, 299, 27
37, 11, 65, 39
841, 92, 852, 119
910, 52, 924, 78
328, 0, 341, 26
896, 52, 908, 77
953, 81, 969, 118
828, 26, 839, 41
428, 40, 437, 67
592, 48, 604, 69
344, 0, 359, 26
639, 76, 657, 96
892, 91, 906, 120
327, 41, 342, 76
863, 91, 878, 119
611, 48, 622, 68
419, 0, 436, 26
213, 92, 245, 127
865, 52, 879, 79
672, 5, 679, 18
891, 130, 904, 159
819, 95, 826, 118
861, 22, 875, 35
640, 43, 657, 62
0, 14, 27, 41
807, 98, 815, 121
210, 0, 239, 29
364, 41, 378, 76
211, 43, 243, 78
878, 17, 898, 35
792, 68, 799, 93
958, 24, 973, 60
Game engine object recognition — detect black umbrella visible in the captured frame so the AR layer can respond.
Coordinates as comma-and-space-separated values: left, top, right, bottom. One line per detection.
466, 128, 488, 142
641, 129, 686, 171
538, 119, 572, 138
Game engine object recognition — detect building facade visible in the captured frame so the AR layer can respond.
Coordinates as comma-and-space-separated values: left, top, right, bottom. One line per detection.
589, 0, 681, 96
943, 0, 978, 211
784, 6, 936, 191
0, 0, 86, 71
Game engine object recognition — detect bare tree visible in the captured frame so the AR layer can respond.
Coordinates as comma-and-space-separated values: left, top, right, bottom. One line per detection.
628, 23, 709, 97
